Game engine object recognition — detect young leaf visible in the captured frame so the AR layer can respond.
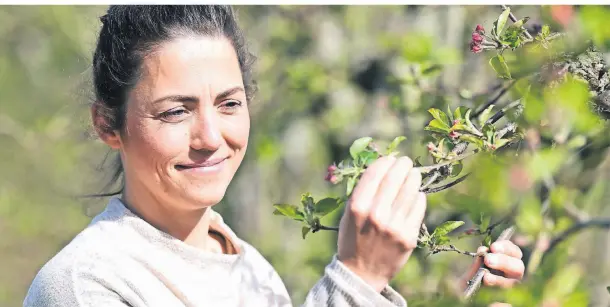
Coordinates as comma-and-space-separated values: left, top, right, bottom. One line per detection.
386, 136, 407, 154
314, 197, 340, 217
495, 7, 511, 37
359, 150, 379, 167
479, 105, 495, 126
435, 236, 450, 246
453, 106, 470, 121
350, 137, 373, 160
428, 108, 451, 127
459, 134, 485, 149
446, 105, 454, 123
483, 234, 492, 247
480, 214, 491, 232
273, 204, 305, 221
346, 176, 357, 196
432, 221, 465, 238
425, 119, 451, 134
302, 226, 310, 239
542, 24, 550, 37
489, 55, 512, 79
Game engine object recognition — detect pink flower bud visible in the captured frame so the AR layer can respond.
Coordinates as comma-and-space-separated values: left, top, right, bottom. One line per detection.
475, 24, 485, 34
327, 164, 337, 173
470, 42, 482, 54
472, 32, 483, 43
427, 142, 436, 151
452, 119, 460, 126
329, 175, 340, 184
449, 131, 461, 139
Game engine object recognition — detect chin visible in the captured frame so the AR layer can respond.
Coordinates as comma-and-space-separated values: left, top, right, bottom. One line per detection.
181, 186, 228, 209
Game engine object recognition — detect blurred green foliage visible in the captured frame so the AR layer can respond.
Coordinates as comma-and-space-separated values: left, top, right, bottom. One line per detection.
1, 5, 610, 307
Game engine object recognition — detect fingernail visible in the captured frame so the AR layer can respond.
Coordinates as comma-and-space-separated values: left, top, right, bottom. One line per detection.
486, 254, 497, 266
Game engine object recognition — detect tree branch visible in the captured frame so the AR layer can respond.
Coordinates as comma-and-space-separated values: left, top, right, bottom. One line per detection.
473, 80, 516, 118
422, 173, 470, 194
416, 149, 480, 174
543, 218, 610, 258
431, 244, 481, 257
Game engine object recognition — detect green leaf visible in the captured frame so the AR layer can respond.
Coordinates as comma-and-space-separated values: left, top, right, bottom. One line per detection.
302, 226, 310, 239
359, 150, 380, 167
483, 234, 492, 247
542, 24, 550, 37
483, 125, 496, 145
432, 221, 465, 238
453, 106, 470, 120
478, 105, 495, 126
425, 119, 451, 134
459, 134, 485, 148
489, 55, 512, 79
350, 137, 373, 160
435, 236, 450, 246
446, 105, 454, 123
346, 176, 357, 196
386, 136, 407, 155
314, 197, 340, 217
480, 214, 491, 232
495, 7, 511, 37
273, 204, 305, 221
428, 108, 451, 127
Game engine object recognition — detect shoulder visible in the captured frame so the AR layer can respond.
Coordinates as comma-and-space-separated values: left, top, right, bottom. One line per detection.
23, 201, 128, 306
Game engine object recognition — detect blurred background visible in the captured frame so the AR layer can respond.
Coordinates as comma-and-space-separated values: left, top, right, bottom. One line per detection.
1, 5, 609, 307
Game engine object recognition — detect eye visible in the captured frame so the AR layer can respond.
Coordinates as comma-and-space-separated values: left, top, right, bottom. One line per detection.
219, 100, 243, 113
159, 107, 189, 122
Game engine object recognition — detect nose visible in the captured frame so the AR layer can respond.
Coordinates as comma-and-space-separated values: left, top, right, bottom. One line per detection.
190, 108, 222, 152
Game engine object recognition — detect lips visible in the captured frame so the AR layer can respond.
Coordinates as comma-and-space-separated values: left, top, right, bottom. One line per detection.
175, 157, 228, 170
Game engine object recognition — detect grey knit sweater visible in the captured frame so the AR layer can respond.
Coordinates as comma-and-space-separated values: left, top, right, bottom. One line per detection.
23, 198, 408, 307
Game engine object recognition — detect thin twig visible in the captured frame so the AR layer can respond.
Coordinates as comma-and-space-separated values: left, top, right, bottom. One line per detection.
486, 99, 522, 125
543, 218, 610, 258
416, 149, 480, 174
432, 244, 481, 257
420, 172, 440, 190
315, 225, 339, 232
473, 80, 517, 118
422, 173, 470, 194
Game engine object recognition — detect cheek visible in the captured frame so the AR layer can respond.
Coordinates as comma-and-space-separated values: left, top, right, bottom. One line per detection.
124, 120, 189, 167
224, 113, 250, 149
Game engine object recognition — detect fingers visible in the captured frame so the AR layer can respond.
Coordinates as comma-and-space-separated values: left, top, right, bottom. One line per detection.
371, 157, 414, 222
401, 192, 427, 247
483, 270, 520, 288
349, 156, 396, 215
491, 240, 523, 259
484, 253, 525, 280
389, 167, 422, 227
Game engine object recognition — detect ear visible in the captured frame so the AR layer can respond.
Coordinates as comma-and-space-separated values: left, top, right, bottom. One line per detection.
91, 102, 122, 150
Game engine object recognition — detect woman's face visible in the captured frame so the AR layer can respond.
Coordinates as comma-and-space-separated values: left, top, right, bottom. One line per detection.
111, 35, 250, 210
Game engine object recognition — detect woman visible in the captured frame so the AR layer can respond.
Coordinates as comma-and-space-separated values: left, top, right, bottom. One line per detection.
23, 5, 524, 307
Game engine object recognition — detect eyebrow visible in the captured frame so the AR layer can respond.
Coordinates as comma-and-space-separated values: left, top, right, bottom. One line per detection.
152, 86, 245, 104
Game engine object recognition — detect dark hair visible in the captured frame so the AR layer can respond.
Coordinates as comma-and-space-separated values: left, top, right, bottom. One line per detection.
90, 5, 256, 197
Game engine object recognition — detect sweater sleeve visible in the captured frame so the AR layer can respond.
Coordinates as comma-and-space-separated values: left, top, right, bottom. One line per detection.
302, 255, 407, 307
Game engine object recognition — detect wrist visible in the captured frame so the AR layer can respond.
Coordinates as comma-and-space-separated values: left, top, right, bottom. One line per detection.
337, 258, 389, 293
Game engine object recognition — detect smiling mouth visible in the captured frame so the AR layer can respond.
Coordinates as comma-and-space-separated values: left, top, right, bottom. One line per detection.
175, 157, 228, 171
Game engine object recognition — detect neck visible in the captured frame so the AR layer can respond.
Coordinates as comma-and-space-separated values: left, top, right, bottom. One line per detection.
121, 182, 222, 253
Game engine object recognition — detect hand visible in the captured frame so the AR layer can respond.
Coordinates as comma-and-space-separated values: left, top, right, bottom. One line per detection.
462, 240, 525, 289
336, 156, 426, 292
